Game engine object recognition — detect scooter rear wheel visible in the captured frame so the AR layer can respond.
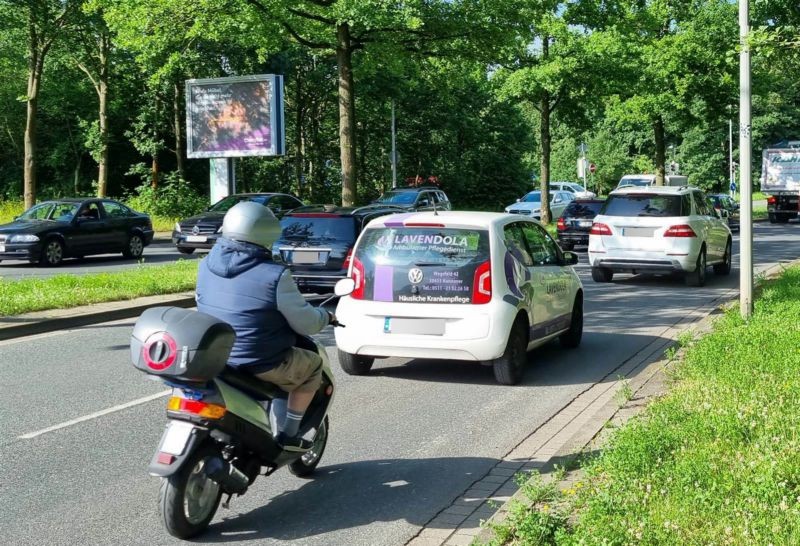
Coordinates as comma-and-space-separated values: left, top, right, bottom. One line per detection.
159, 444, 223, 539
289, 416, 329, 478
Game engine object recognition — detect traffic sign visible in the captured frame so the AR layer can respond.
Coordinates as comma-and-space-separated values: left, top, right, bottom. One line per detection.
589, 163, 596, 174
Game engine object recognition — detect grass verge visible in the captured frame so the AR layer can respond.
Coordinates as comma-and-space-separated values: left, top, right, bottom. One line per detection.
488, 265, 800, 545
0, 199, 177, 232
0, 259, 199, 316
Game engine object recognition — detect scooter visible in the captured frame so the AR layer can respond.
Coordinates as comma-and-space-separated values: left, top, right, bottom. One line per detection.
130, 280, 353, 539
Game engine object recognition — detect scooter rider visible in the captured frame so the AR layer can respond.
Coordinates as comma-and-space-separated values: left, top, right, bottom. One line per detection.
195, 201, 334, 451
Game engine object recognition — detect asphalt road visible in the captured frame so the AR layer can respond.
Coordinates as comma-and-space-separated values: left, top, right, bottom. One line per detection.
0, 222, 797, 545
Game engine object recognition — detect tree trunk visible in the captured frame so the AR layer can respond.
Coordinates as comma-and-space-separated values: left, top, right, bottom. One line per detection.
24, 33, 43, 209
654, 116, 666, 186
294, 75, 304, 199
173, 83, 185, 179
95, 32, 110, 197
336, 23, 357, 206
538, 38, 552, 225
151, 155, 159, 189
74, 153, 82, 194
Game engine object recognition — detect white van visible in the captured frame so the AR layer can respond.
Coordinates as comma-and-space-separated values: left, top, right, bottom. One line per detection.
617, 174, 688, 188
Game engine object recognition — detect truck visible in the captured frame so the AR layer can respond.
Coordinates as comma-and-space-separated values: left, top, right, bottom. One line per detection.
760, 145, 800, 224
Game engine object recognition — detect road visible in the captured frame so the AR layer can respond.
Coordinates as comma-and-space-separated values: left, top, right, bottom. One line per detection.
0, 238, 203, 279
0, 222, 797, 545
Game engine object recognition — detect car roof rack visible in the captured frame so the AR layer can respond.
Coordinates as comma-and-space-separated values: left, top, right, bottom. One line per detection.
351, 203, 407, 214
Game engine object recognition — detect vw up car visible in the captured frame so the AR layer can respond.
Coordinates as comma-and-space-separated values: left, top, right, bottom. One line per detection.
334, 211, 584, 385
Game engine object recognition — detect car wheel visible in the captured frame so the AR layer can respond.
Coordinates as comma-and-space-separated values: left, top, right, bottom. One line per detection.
685, 247, 707, 287
123, 233, 144, 259
337, 349, 374, 375
713, 239, 732, 276
768, 213, 777, 224
177, 246, 195, 255
39, 238, 64, 266
491, 320, 528, 386
559, 295, 583, 349
591, 267, 613, 283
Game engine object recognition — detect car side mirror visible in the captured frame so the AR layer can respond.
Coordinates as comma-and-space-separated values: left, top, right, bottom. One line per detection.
335, 277, 355, 297
562, 250, 579, 265
516, 198, 521, 203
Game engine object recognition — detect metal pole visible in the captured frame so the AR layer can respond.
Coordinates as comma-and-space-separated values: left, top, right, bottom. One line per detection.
729, 118, 734, 197
391, 100, 397, 189
739, 0, 753, 319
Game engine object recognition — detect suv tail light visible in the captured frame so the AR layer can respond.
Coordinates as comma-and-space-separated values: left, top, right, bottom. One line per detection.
351, 256, 365, 299
767, 195, 776, 205
471, 260, 492, 304
664, 224, 696, 237
343, 248, 353, 270
556, 217, 567, 231
590, 222, 612, 236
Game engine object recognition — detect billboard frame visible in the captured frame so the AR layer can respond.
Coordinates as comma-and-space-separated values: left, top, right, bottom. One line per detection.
185, 74, 285, 159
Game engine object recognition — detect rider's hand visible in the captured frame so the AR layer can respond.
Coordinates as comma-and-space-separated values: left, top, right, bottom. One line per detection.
327, 311, 338, 324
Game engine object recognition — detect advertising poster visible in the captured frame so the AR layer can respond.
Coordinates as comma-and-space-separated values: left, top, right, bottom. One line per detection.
186, 75, 285, 158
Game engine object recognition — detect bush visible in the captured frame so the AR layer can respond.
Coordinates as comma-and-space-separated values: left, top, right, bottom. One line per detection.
0, 200, 24, 224
124, 171, 207, 219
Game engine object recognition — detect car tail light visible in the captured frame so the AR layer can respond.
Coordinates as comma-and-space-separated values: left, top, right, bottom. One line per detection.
557, 217, 567, 231
767, 195, 776, 205
167, 397, 227, 419
471, 260, 492, 304
343, 248, 353, 270
351, 256, 365, 300
663, 224, 696, 237
590, 222, 612, 236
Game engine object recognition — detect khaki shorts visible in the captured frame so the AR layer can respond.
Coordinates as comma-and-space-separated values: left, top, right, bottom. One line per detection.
254, 347, 323, 393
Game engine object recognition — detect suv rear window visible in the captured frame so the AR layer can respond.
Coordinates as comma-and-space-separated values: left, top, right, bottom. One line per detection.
563, 201, 603, 218
602, 194, 687, 217
354, 227, 490, 304
280, 215, 356, 242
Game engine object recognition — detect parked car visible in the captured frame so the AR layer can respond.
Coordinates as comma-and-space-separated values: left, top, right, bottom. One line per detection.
0, 198, 153, 266
505, 190, 575, 220
173, 193, 303, 254
334, 211, 584, 385
617, 174, 689, 188
372, 186, 452, 211
708, 193, 740, 232
551, 181, 596, 199
556, 198, 606, 250
274, 204, 405, 293
588, 186, 732, 286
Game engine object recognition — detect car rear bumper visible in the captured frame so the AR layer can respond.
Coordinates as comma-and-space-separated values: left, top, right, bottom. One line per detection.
557, 232, 589, 246
589, 253, 695, 273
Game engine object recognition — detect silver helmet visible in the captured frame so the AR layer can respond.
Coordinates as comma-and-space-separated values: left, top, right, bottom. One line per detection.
221, 201, 281, 249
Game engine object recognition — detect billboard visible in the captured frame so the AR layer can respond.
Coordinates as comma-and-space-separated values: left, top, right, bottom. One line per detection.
186, 74, 285, 158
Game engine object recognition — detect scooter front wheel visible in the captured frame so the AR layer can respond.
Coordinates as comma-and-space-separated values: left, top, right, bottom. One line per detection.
159, 444, 223, 539
289, 416, 329, 478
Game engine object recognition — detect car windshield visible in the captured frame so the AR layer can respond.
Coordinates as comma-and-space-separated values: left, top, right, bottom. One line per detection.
520, 192, 542, 203
375, 191, 417, 205
563, 201, 604, 219
618, 178, 652, 188
18, 202, 80, 221
602, 194, 685, 217
280, 215, 356, 242
209, 194, 269, 212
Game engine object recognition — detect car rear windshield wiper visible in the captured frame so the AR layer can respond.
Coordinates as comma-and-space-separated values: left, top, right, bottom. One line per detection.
414, 261, 446, 267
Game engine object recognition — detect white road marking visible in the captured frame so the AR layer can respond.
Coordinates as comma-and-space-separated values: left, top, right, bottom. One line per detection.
18, 389, 171, 439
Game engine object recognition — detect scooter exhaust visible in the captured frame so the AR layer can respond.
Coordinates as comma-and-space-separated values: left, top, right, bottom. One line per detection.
204, 457, 249, 494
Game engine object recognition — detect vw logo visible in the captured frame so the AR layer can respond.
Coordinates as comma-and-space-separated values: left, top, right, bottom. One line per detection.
192, 225, 200, 235
408, 268, 424, 284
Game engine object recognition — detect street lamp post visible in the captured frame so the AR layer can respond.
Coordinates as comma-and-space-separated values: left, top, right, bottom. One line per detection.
739, 0, 753, 319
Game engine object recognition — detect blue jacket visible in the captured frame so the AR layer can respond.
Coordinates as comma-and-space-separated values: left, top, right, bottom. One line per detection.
196, 237, 329, 373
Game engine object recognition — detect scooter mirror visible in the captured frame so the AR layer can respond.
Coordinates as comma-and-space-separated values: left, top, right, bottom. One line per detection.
334, 278, 356, 297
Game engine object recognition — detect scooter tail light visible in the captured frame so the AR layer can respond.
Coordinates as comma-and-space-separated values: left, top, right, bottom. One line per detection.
351, 256, 365, 300
167, 396, 227, 419
471, 260, 492, 304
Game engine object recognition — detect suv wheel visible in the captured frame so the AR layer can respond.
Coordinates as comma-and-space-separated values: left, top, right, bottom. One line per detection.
559, 295, 583, 349
337, 349, 374, 375
685, 247, 707, 287
491, 321, 528, 385
713, 239, 732, 276
591, 267, 613, 283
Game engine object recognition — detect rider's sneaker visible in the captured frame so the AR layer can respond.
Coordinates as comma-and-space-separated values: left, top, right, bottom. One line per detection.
276, 432, 313, 452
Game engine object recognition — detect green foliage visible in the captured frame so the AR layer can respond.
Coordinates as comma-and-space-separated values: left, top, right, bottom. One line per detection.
124, 172, 206, 219
0, 199, 24, 224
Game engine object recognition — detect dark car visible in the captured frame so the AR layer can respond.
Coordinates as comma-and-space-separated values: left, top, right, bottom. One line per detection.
273, 204, 405, 293
173, 193, 303, 254
371, 186, 452, 212
708, 194, 740, 232
556, 198, 605, 250
0, 198, 154, 266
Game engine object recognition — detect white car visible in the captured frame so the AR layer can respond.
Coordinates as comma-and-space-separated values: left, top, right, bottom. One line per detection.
505, 190, 575, 220
588, 186, 732, 286
551, 181, 597, 199
334, 211, 584, 385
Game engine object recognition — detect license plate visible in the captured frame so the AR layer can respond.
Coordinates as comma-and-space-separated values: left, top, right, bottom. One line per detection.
160, 421, 195, 455
185, 235, 207, 243
384, 317, 445, 335
622, 227, 655, 237
291, 251, 323, 264
578, 220, 593, 228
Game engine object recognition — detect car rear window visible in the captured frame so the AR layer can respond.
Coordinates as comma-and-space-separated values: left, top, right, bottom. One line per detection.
280, 215, 356, 243
375, 191, 417, 205
563, 201, 603, 218
601, 194, 686, 217
354, 227, 490, 304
